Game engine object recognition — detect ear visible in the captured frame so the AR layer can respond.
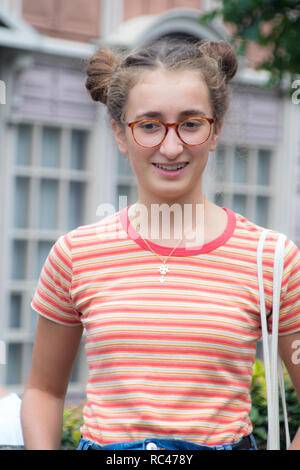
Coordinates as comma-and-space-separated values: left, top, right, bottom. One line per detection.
209, 120, 223, 152
111, 119, 128, 155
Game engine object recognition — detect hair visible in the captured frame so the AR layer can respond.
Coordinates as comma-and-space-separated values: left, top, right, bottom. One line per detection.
85, 38, 238, 127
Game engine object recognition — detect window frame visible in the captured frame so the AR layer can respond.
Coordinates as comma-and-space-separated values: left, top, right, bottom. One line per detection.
1, 119, 91, 394
210, 141, 276, 228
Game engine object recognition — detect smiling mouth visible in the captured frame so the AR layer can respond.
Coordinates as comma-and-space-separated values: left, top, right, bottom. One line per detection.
152, 162, 189, 171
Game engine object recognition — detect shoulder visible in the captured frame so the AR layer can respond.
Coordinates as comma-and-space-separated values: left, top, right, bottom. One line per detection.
233, 210, 296, 246
64, 208, 126, 244
231, 210, 300, 270
49, 208, 129, 270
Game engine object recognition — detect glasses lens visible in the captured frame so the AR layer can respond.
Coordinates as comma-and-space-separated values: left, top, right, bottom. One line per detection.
133, 120, 165, 147
178, 118, 211, 145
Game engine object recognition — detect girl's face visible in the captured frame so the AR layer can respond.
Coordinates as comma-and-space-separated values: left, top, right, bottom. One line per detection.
111, 69, 222, 205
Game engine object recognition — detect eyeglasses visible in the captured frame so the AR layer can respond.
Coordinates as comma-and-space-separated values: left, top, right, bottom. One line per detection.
125, 117, 214, 148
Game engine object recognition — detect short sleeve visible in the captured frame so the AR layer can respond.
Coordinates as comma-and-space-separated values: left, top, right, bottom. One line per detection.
31, 231, 82, 327
268, 238, 300, 335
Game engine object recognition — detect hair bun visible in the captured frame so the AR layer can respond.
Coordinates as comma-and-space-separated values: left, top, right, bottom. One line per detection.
85, 48, 119, 104
199, 40, 238, 83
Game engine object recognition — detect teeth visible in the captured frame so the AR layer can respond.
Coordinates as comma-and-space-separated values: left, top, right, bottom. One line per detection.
156, 163, 187, 170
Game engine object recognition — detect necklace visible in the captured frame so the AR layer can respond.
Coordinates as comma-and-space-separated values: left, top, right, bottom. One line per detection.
130, 201, 205, 283
130, 206, 184, 283
141, 235, 184, 283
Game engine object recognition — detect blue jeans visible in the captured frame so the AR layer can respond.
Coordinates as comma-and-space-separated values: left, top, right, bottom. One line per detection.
77, 434, 257, 450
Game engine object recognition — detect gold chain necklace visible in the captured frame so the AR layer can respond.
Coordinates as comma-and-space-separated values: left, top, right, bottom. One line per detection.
131, 207, 184, 283
140, 235, 184, 283
130, 201, 205, 283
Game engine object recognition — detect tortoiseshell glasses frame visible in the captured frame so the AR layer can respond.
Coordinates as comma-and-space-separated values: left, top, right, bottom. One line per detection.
125, 117, 215, 148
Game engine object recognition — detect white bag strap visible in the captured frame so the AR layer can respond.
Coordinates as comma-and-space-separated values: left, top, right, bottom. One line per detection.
257, 229, 290, 450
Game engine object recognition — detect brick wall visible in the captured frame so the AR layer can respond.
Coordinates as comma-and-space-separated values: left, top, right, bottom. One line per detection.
22, 0, 101, 42
123, 0, 202, 20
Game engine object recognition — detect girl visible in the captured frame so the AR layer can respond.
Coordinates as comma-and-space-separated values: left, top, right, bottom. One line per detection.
21, 39, 300, 450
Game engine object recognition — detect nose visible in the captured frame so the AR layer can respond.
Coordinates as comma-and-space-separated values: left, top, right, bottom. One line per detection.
159, 127, 183, 159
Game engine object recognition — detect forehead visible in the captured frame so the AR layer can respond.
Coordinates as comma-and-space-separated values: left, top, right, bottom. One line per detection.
125, 69, 212, 119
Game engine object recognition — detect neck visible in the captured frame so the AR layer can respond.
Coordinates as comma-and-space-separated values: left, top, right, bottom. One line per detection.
128, 196, 207, 246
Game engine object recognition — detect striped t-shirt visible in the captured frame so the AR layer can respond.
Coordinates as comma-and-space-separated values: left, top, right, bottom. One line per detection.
31, 206, 300, 446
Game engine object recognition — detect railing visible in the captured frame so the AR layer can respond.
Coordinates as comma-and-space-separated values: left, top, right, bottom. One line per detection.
0, 0, 22, 18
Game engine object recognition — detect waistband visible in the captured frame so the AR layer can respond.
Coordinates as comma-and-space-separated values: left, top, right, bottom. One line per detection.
77, 434, 257, 451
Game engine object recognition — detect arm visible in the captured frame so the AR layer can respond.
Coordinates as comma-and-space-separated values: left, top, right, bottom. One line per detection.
21, 315, 83, 450
278, 331, 300, 450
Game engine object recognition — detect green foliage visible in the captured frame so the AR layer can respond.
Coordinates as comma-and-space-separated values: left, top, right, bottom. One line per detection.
250, 359, 300, 449
199, 0, 300, 86
250, 359, 269, 448
61, 403, 84, 448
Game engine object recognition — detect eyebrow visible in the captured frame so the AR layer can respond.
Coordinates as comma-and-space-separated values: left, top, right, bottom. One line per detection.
135, 109, 208, 120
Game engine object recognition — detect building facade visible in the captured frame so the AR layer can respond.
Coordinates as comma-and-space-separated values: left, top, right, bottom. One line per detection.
0, 0, 299, 399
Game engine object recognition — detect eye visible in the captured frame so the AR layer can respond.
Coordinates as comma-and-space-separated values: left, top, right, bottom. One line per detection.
181, 119, 204, 130
136, 121, 161, 132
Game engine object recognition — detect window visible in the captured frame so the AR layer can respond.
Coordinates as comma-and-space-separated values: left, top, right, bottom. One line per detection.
213, 144, 274, 227
4, 122, 90, 391
115, 152, 138, 210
